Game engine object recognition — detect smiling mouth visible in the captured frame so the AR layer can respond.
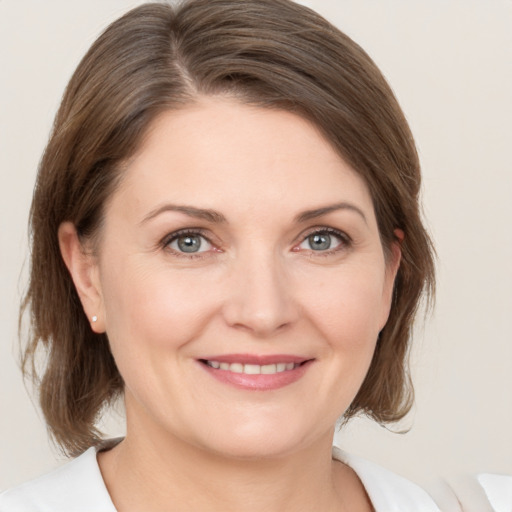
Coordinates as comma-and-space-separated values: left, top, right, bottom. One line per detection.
198, 356, 313, 390
200, 360, 304, 375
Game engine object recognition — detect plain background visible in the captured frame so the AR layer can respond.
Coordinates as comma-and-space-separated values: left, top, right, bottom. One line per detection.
1, 0, 511, 492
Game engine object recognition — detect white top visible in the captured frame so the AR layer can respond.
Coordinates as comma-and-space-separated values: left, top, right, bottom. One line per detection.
478, 473, 512, 512
0, 444, 442, 511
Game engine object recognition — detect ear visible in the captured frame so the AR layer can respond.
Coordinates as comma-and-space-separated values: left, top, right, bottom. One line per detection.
58, 222, 105, 333
378, 228, 404, 329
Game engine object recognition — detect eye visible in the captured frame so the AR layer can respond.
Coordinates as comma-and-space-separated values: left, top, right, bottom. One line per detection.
165, 231, 214, 254
296, 228, 350, 253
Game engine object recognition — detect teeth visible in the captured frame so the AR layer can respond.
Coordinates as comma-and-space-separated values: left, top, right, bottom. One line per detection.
244, 364, 260, 374
205, 360, 300, 374
230, 363, 243, 373
261, 364, 276, 374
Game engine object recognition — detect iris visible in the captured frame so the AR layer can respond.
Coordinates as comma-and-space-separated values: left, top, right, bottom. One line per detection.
177, 235, 202, 253
308, 233, 331, 251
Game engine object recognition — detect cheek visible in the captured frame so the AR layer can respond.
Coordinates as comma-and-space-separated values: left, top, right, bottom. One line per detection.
299, 265, 387, 350
100, 258, 221, 357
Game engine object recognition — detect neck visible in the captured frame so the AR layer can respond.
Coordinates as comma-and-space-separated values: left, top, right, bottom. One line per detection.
97, 393, 374, 512
99, 426, 350, 512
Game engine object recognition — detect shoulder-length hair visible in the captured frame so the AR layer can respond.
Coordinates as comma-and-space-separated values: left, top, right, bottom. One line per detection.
22, 0, 435, 456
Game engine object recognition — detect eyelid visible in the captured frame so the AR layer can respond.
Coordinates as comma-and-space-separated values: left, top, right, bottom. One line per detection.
293, 226, 352, 253
161, 227, 208, 244
161, 228, 219, 258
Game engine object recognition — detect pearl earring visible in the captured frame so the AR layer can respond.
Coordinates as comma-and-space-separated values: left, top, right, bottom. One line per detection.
92, 315, 98, 323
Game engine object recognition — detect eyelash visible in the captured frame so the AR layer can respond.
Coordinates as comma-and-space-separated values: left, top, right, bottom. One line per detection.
161, 227, 352, 259
295, 227, 352, 256
161, 228, 216, 260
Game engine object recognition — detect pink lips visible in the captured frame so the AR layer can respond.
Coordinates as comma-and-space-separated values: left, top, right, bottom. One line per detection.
198, 353, 313, 391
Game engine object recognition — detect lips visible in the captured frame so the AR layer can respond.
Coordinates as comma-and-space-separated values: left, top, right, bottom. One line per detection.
198, 354, 313, 391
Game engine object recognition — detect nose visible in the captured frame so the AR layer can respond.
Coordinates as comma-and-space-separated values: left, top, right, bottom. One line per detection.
221, 251, 300, 337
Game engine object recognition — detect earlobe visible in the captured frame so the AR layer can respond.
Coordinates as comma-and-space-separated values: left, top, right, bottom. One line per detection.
58, 222, 105, 333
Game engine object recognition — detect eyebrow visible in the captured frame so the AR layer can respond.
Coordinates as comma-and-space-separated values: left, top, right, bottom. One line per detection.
294, 202, 368, 224
140, 204, 227, 225
141, 201, 367, 226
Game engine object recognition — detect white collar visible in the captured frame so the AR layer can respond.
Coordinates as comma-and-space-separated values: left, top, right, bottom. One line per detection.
0, 446, 116, 512
332, 446, 441, 511
477, 473, 512, 512
1, 443, 441, 512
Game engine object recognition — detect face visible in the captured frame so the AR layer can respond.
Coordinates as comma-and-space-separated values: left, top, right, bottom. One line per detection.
86, 97, 399, 459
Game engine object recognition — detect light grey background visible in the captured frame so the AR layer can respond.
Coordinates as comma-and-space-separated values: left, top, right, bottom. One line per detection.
1, 0, 511, 491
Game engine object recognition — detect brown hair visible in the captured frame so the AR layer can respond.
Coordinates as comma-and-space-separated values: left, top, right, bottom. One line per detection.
22, 0, 435, 456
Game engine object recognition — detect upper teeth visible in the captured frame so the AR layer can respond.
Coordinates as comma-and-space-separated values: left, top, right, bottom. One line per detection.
206, 361, 298, 374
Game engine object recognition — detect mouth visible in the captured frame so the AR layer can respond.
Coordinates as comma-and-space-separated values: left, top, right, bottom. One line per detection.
200, 360, 304, 375
197, 355, 314, 391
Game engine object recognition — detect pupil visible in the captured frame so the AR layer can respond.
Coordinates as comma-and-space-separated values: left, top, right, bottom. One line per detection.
178, 235, 201, 253
309, 233, 331, 251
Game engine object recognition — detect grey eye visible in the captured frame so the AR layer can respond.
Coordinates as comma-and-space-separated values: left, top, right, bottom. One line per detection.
177, 235, 201, 252
297, 230, 346, 253
170, 234, 209, 253
307, 233, 332, 251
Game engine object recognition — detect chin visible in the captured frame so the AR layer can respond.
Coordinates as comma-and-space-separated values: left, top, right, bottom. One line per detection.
204, 436, 302, 461
191, 415, 327, 461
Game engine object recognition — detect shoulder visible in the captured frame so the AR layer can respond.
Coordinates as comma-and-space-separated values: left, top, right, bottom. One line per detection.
0, 447, 116, 512
332, 446, 441, 512
477, 473, 512, 512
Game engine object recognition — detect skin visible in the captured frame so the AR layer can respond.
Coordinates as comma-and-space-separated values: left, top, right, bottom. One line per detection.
59, 96, 400, 512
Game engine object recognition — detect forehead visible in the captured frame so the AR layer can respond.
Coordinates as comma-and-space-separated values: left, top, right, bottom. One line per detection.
110, 96, 375, 223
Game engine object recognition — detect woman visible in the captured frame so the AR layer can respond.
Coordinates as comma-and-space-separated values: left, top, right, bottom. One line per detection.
0, 0, 445, 510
